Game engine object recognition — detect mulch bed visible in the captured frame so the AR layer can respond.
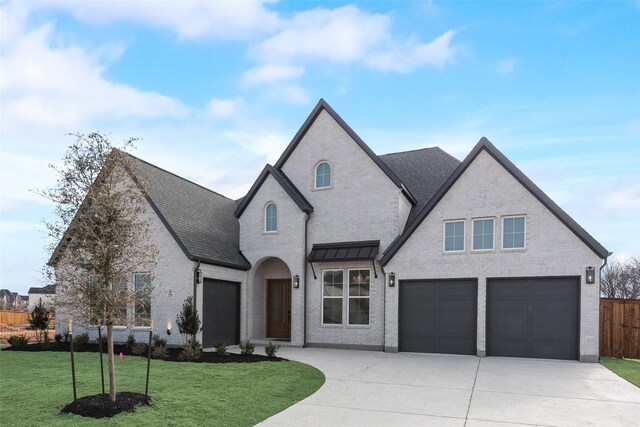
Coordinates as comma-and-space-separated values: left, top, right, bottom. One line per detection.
60, 392, 149, 418
1, 342, 286, 363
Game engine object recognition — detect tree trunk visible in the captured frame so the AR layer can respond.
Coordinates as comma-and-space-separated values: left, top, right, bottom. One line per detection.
107, 323, 116, 402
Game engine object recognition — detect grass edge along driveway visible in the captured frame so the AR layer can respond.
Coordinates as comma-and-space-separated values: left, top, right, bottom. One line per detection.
600, 357, 640, 388
0, 349, 324, 426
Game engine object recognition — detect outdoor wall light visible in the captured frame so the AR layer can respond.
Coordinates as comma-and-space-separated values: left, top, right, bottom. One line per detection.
586, 266, 595, 284
166, 320, 172, 335
293, 275, 300, 288
388, 272, 395, 287
196, 268, 203, 284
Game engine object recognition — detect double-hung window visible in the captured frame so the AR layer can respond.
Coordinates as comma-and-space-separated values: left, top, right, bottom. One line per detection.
134, 273, 152, 326
502, 216, 526, 249
322, 270, 343, 324
473, 218, 494, 250
265, 202, 278, 232
444, 220, 465, 252
315, 162, 331, 189
348, 269, 370, 325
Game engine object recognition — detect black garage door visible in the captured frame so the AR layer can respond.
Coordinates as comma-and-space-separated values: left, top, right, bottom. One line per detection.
202, 279, 240, 347
487, 277, 579, 360
399, 279, 477, 355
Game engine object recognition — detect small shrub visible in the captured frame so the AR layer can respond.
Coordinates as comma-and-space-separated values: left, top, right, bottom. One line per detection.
126, 334, 136, 353
151, 334, 168, 359
215, 342, 229, 356
97, 335, 108, 349
177, 296, 201, 350
239, 338, 255, 355
265, 341, 280, 358
131, 342, 148, 356
7, 335, 29, 348
73, 333, 89, 352
63, 329, 71, 343
178, 345, 201, 362
54, 333, 63, 343
28, 301, 52, 344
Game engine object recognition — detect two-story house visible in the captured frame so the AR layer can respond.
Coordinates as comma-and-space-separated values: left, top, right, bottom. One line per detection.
54, 99, 608, 362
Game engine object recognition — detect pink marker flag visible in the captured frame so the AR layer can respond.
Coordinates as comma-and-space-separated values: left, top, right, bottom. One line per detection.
119, 352, 123, 359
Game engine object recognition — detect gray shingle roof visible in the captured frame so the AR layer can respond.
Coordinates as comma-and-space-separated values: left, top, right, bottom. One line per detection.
28, 285, 57, 295
131, 155, 251, 270
380, 147, 460, 228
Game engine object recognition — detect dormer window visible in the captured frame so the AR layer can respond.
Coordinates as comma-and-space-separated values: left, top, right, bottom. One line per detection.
315, 161, 332, 189
265, 202, 278, 232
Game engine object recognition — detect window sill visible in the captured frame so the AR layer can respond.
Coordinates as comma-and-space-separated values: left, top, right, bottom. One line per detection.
86, 325, 127, 330
500, 247, 526, 252
471, 249, 495, 253
319, 324, 343, 328
346, 324, 370, 329
312, 186, 333, 191
443, 250, 466, 255
132, 326, 152, 331
263, 231, 278, 235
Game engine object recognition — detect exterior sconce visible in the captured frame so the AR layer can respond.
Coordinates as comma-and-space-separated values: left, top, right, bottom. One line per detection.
196, 268, 203, 284
166, 320, 172, 335
586, 266, 595, 284
293, 275, 300, 288
388, 272, 395, 287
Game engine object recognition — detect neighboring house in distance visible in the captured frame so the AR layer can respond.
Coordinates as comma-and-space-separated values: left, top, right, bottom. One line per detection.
28, 285, 56, 311
0, 290, 29, 311
52, 99, 609, 362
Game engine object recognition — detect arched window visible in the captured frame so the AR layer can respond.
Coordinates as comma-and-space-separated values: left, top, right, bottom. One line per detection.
265, 202, 278, 232
315, 161, 332, 188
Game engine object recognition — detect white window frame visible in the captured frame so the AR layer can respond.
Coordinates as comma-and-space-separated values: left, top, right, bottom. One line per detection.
347, 268, 371, 326
314, 161, 332, 189
264, 202, 278, 233
321, 269, 344, 326
133, 272, 152, 327
472, 218, 495, 251
443, 220, 466, 253
501, 215, 526, 250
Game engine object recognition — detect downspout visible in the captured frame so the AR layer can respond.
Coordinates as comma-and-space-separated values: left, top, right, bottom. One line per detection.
599, 252, 612, 295
303, 212, 311, 347
380, 264, 386, 352
193, 260, 201, 310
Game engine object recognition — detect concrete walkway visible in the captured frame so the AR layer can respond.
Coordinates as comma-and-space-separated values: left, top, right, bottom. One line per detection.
258, 347, 640, 426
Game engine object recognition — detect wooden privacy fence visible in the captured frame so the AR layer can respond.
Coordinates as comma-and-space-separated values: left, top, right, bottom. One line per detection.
0, 310, 29, 325
600, 299, 640, 359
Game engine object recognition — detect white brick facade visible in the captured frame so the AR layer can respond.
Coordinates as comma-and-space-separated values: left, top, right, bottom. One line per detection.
383, 150, 602, 361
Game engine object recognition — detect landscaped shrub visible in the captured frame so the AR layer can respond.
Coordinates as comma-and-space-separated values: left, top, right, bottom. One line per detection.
28, 301, 52, 344
177, 344, 201, 362
54, 333, 63, 343
73, 333, 90, 352
126, 334, 136, 353
265, 341, 280, 358
151, 334, 168, 359
131, 342, 148, 356
7, 335, 29, 348
176, 296, 201, 351
97, 335, 108, 349
215, 342, 229, 356
63, 329, 71, 343
239, 338, 255, 355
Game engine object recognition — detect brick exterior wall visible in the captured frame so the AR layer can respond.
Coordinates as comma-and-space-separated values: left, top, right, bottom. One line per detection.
383, 150, 602, 361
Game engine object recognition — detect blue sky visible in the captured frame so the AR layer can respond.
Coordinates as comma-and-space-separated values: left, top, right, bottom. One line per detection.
1, 0, 639, 295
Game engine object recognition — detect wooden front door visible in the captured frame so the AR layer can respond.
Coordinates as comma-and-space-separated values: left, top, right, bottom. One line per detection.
267, 279, 291, 339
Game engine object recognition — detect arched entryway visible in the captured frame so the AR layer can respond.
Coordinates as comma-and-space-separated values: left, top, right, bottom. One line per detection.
251, 257, 292, 341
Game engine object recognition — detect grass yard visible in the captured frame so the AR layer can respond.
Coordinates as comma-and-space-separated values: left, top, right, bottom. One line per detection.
600, 357, 640, 388
0, 349, 324, 426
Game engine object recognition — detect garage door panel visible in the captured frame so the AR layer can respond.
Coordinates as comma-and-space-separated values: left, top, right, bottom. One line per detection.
202, 279, 240, 348
399, 279, 477, 355
487, 277, 579, 360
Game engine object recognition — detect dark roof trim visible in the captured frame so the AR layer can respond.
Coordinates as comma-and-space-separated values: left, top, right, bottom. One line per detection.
235, 164, 313, 218
308, 240, 380, 263
28, 285, 56, 294
380, 137, 609, 265
274, 99, 417, 205
193, 253, 252, 271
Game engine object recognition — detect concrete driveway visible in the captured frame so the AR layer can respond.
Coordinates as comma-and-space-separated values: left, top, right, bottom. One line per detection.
258, 347, 640, 426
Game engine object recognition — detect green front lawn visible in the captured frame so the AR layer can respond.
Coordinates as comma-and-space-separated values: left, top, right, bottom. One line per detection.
0, 349, 324, 426
600, 357, 640, 388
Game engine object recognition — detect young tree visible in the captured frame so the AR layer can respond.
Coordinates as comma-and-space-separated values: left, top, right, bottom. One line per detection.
28, 301, 52, 345
176, 296, 201, 349
41, 133, 158, 402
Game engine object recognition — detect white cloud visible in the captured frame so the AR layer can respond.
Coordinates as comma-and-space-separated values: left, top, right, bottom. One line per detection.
206, 98, 243, 119
247, 5, 458, 81
497, 58, 516, 75
37, 0, 280, 41
242, 64, 304, 86
224, 130, 289, 164
0, 16, 188, 140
